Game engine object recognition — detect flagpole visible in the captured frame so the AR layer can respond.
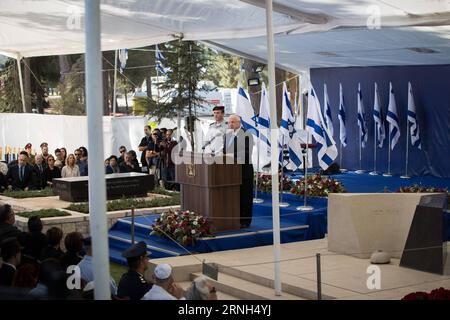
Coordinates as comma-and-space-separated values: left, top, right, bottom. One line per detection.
369, 125, 378, 175
401, 120, 410, 179
279, 135, 289, 207
112, 49, 118, 117
254, 124, 264, 203
383, 130, 392, 177
355, 132, 364, 174
297, 130, 314, 212
266, 0, 282, 296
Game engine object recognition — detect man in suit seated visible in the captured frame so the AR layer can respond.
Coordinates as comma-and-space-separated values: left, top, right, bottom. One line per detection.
6, 154, 33, 191
223, 115, 254, 229
31, 154, 46, 190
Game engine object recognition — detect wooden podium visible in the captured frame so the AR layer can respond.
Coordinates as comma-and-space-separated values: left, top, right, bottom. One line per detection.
175, 152, 241, 233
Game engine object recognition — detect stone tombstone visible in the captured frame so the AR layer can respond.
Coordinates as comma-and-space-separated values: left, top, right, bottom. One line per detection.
52, 172, 155, 202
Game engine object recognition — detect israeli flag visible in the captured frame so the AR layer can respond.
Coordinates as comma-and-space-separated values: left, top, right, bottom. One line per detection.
258, 82, 270, 130
279, 82, 303, 170
357, 83, 368, 148
338, 83, 347, 147
323, 83, 334, 136
386, 82, 401, 150
118, 49, 128, 74
307, 83, 338, 170
236, 82, 258, 135
407, 82, 421, 149
155, 44, 167, 75
373, 82, 386, 148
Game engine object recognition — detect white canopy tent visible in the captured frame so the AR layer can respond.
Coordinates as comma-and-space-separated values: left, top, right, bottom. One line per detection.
1, 0, 450, 300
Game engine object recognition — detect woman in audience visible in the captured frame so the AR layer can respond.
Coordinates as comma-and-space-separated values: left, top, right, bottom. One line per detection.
106, 155, 120, 174
43, 155, 61, 187
59, 232, 84, 271
61, 154, 80, 178
40, 227, 64, 261
60, 147, 67, 166
12, 262, 40, 291
185, 276, 218, 300
18, 216, 47, 264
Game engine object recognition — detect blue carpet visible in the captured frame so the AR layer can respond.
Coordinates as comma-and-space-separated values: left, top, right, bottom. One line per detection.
108, 172, 450, 265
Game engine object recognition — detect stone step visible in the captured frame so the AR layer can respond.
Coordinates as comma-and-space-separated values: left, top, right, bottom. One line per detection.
190, 272, 306, 300
217, 264, 327, 300
178, 281, 238, 300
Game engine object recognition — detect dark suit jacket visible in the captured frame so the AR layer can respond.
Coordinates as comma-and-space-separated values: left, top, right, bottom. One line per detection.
31, 164, 46, 190
0, 263, 16, 287
6, 164, 33, 190
223, 128, 254, 166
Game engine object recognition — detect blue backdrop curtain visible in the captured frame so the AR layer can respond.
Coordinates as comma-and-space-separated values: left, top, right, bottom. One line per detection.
310, 65, 450, 178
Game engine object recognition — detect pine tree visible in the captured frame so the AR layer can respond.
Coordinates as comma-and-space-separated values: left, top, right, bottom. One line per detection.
156, 38, 214, 150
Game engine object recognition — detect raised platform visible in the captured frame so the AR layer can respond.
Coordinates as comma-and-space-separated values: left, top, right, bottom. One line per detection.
146, 238, 450, 300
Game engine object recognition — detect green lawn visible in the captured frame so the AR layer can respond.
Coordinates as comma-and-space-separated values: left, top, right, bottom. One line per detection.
3, 188, 54, 198
110, 262, 128, 283
17, 208, 71, 218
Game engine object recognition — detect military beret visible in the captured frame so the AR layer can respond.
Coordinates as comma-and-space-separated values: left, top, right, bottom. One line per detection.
213, 105, 225, 111
40, 142, 48, 148
121, 241, 148, 258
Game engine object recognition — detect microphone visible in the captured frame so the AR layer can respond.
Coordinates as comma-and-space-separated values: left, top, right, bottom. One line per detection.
202, 132, 222, 150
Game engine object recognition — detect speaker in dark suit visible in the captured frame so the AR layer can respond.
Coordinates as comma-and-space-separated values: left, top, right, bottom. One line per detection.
6, 163, 33, 190
223, 119, 254, 228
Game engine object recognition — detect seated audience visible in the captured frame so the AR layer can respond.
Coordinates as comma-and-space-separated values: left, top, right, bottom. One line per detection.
119, 151, 140, 173
39, 142, 50, 164
0, 238, 22, 287
77, 147, 89, 176
31, 154, 46, 190
0, 204, 22, 243
12, 263, 40, 291
106, 155, 120, 174
6, 153, 33, 191
117, 146, 127, 165
141, 264, 185, 300
61, 154, 80, 178
60, 147, 67, 167
18, 216, 47, 264
59, 232, 83, 271
0, 161, 7, 193
43, 155, 61, 187
185, 276, 218, 300
40, 227, 64, 261
117, 241, 152, 300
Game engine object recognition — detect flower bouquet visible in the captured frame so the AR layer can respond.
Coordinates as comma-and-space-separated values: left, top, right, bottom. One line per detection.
290, 174, 345, 197
394, 184, 450, 205
402, 287, 450, 300
256, 173, 294, 193
151, 209, 212, 246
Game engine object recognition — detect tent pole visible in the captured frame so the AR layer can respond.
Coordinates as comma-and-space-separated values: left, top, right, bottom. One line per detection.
84, 0, 111, 300
112, 49, 118, 117
265, 0, 282, 296
16, 55, 26, 113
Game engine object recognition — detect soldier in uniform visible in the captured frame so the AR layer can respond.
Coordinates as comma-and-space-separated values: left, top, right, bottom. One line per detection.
117, 241, 152, 300
203, 105, 228, 154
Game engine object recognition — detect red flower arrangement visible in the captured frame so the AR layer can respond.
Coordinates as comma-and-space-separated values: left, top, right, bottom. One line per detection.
402, 287, 450, 300
395, 184, 450, 205
151, 209, 212, 246
256, 173, 293, 193
290, 174, 345, 197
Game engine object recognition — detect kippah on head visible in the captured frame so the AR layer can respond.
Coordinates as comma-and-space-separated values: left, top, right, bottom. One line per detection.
154, 263, 172, 280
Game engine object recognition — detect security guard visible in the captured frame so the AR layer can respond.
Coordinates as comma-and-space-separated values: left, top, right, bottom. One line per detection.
203, 105, 228, 153
117, 241, 152, 300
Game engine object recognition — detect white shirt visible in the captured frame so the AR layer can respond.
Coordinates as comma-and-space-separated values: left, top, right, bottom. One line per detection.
204, 120, 227, 153
61, 165, 80, 178
77, 255, 117, 295
141, 284, 185, 300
